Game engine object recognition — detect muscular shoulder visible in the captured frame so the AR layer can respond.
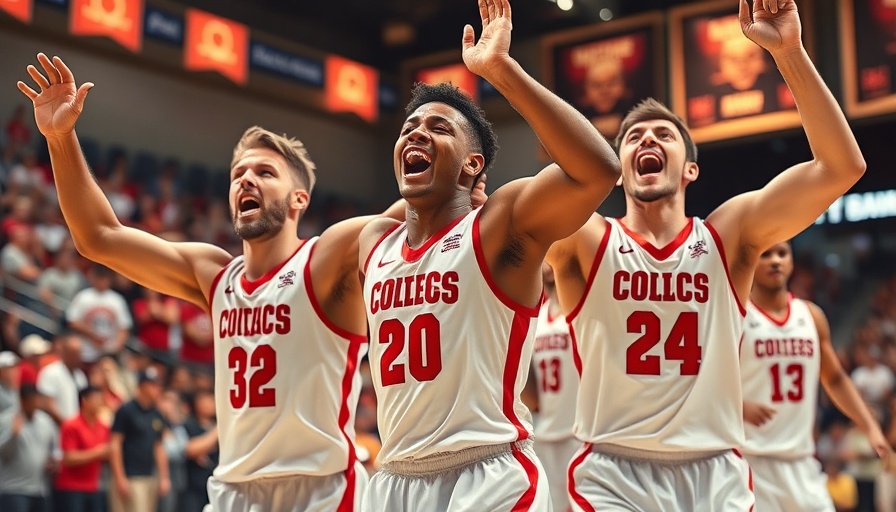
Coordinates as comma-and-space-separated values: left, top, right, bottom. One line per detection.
359, 217, 402, 274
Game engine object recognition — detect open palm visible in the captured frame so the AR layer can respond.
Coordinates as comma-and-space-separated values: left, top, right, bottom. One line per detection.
739, 0, 802, 54
462, 0, 513, 77
17, 53, 93, 139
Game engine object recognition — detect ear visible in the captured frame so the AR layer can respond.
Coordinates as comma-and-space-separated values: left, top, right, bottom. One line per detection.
683, 162, 699, 184
462, 153, 485, 179
292, 189, 310, 212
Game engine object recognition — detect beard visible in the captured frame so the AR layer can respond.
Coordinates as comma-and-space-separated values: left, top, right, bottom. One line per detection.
630, 182, 677, 203
232, 193, 289, 240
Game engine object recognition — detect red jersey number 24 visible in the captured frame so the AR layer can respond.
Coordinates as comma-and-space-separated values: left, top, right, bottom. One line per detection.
626, 311, 701, 375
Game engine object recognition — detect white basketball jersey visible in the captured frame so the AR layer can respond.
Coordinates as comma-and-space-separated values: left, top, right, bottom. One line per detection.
532, 299, 578, 441
570, 218, 745, 452
209, 238, 368, 482
740, 298, 820, 458
363, 210, 538, 464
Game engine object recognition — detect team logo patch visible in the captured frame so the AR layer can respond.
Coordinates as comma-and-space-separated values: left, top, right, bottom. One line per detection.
442, 234, 462, 253
278, 270, 297, 288
688, 240, 709, 259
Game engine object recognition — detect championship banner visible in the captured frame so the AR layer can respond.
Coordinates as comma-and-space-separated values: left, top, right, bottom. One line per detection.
415, 63, 479, 102
184, 8, 248, 85
70, 0, 143, 52
325, 55, 378, 122
0, 0, 32, 23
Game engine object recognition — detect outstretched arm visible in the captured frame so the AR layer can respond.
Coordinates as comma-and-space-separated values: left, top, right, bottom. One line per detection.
814, 302, 893, 470
710, 0, 865, 252
17, 54, 230, 308
464, 0, 619, 245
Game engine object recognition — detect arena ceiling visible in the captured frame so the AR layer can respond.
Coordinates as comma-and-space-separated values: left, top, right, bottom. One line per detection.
169, 0, 689, 71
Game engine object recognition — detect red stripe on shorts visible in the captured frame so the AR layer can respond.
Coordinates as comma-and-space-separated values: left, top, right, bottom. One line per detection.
510, 444, 539, 511
567, 443, 595, 512
335, 340, 364, 512
732, 449, 755, 512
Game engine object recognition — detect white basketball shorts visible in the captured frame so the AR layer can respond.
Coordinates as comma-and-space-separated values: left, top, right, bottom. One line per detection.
534, 437, 580, 512
744, 454, 834, 512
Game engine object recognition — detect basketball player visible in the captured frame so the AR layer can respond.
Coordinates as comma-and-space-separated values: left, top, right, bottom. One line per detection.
16, 54, 473, 511
740, 241, 892, 512
531, 263, 579, 512
358, 0, 621, 509
547, 1, 869, 510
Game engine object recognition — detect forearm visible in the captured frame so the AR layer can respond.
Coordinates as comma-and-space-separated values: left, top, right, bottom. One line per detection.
62, 446, 104, 466
46, 131, 124, 257
825, 374, 882, 436
773, 48, 865, 176
154, 441, 169, 481
109, 439, 127, 482
185, 429, 218, 460
484, 59, 618, 184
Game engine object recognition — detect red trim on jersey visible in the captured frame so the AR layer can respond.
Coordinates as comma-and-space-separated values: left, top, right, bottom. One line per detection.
473, 210, 540, 316
750, 296, 792, 327
304, 243, 368, 343
732, 449, 755, 512
617, 217, 693, 261
567, 443, 595, 512
704, 222, 747, 317
510, 445, 539, 511
335, 337, 364, 511
568, 324, 583, 376
239, 240, 308, 295
362, 223, 402, 275
401, 213, 467, 263
503, 312, 534, 440
567, 219, 612, 322
207, 259, 233, 313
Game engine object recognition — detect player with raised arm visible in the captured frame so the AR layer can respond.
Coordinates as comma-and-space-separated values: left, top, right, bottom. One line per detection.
547, 1, 868, 510
16, 53, 461, 511
357, 0, 620, 509
740, 241, 892, 512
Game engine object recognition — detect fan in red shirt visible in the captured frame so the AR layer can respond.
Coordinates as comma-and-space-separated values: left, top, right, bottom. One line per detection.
179, 301, 213, 368
55, 385, 111, 511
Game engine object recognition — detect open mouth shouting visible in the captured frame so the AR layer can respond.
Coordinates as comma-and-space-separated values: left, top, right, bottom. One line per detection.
402, 146, 432, 177
635, 148, 664, 176
238, 194, 261, 217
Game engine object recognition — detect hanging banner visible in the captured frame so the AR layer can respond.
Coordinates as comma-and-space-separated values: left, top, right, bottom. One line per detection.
325, 55, 378, 122
70, 0, 143, 52
0, 0, 32, 23
184, 8, 248, 85
415, 63, 479, 102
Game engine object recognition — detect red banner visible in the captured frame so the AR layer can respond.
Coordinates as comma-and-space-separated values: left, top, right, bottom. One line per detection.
184, 9, 248, 85
415, 63, 479, 102
325, 56, 379, 123
70, 0, 143, 53
0, 0, 32, 23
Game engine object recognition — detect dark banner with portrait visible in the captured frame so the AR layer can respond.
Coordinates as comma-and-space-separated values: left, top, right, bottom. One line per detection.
670, 0, 812, 143
841, 0, 896, 118
542, 12, 665, 140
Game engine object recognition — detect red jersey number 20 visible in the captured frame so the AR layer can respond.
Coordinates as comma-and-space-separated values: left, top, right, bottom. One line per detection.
379, 313, 443, 386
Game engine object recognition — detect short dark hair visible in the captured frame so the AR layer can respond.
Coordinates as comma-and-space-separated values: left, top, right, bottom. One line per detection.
615, 98, 698, 163
78, 385, 101, 402
405, 82, 499, 179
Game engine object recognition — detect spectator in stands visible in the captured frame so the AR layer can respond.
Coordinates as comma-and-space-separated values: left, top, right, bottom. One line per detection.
37, 242, 86, 321
825, 457, 858, 512
0, 384, 58, 512
87, 355, 128, 427
166, 366, 194, 395
54, 385, 110, 512
131, 288, 179, 358
158, 389, 188, 512
1, 194, 35, 238
8, 149, 49, 202
108, 367, 169, 512
37, 332, 88, 424
877, 395, 896, 512
5, 105, 32, 154
66, 264, 132, 367
178, 299, 213, 371
18, 333, 51, 387
101, 154, 136, 221
182, 389, 216, 512
841, 420, 883, 512
33, 205, 67, 255
0, 221, 48, 346
0, 352, 22, 424
851, 344, 895, 419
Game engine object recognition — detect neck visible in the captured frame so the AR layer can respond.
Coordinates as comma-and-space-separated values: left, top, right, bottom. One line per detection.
135, 393, 153, 409
404, 195, 471, 249
621, 193, 689, 247
241, 226, 302, 281
82, 410, 97, 423
750, 286, 789, 315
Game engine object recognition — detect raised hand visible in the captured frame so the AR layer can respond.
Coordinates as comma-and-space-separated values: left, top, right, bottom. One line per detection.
17, 53, 94, 140
462, 0, 513, 79
738, 0, 802, 56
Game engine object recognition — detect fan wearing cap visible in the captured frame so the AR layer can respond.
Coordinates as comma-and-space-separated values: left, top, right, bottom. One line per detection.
0, 384, 58, 511
108, 367, 169, 512
18, 334, 52, 387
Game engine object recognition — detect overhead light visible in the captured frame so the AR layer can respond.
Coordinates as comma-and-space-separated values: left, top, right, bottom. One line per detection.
557, 0, 573, 11
599, 8, 613, 20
